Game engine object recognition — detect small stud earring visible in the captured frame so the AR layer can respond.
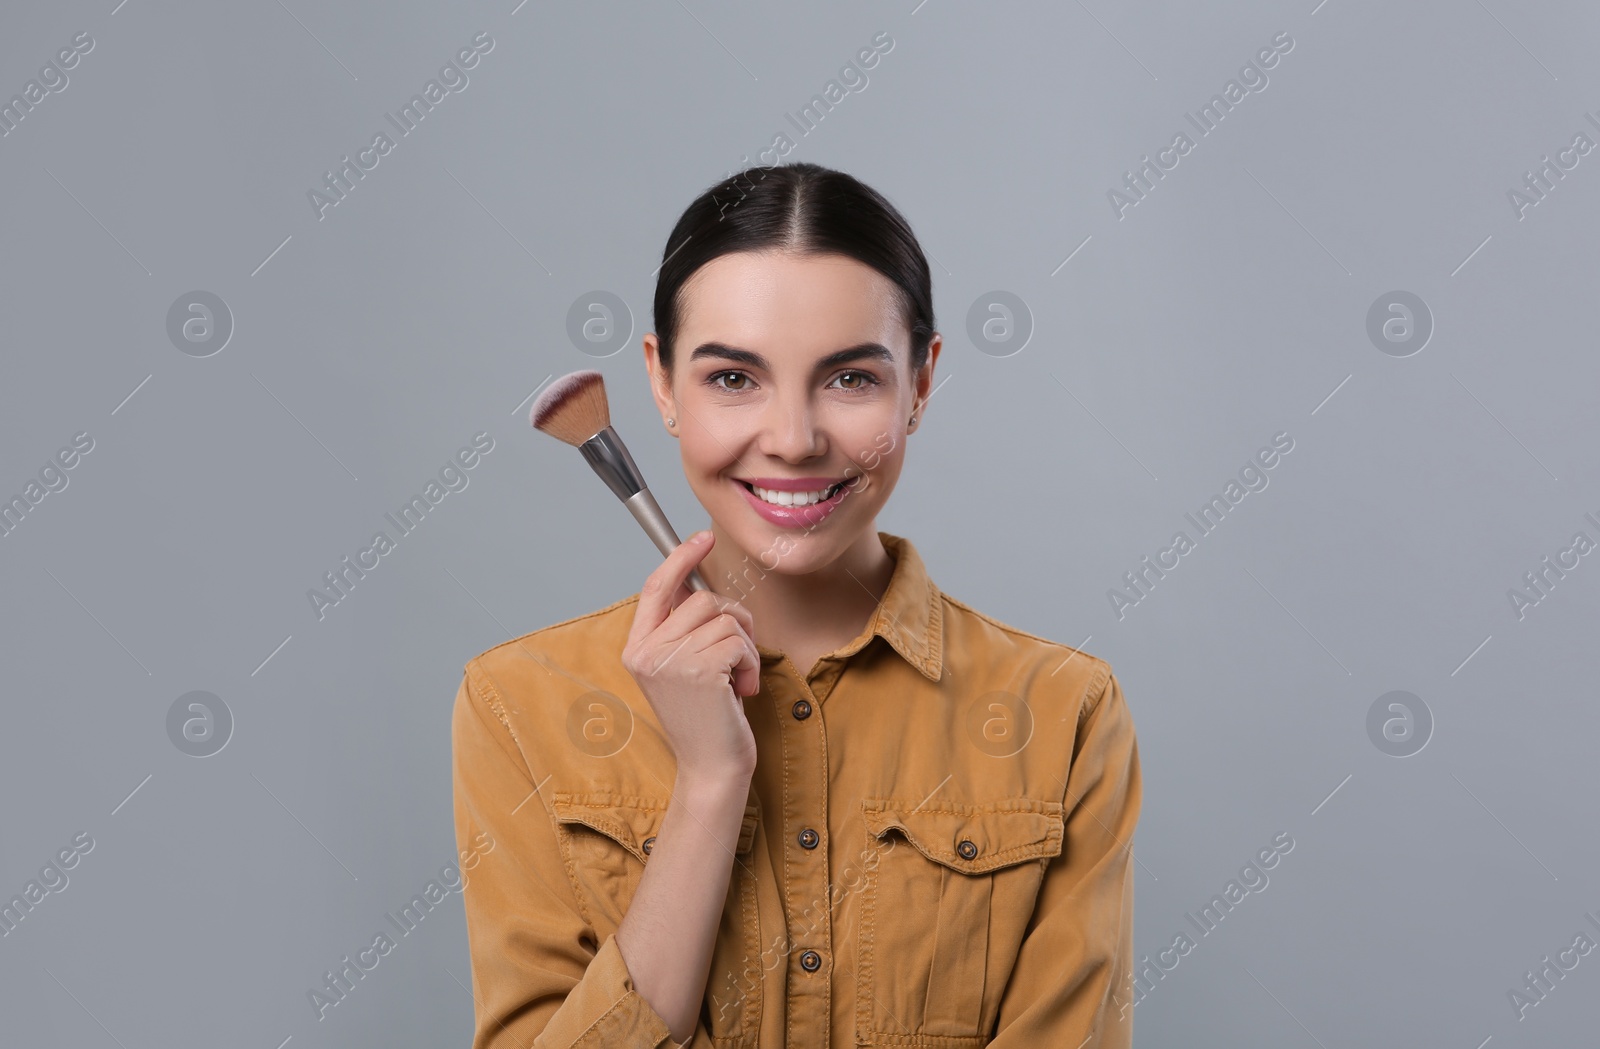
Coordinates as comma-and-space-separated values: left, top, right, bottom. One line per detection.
666, 417, 675, 428
908, 414, 917, 426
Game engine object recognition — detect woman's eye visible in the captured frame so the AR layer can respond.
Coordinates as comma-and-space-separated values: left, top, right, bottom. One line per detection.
709, 371, 751, 392
834, 370, 880, 392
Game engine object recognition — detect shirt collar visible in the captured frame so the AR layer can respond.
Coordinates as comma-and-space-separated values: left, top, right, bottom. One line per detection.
755, 530, 944, 682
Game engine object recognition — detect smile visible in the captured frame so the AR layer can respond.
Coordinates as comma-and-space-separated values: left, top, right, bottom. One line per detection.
738, 479, 853, 506
729, 476, 860, 528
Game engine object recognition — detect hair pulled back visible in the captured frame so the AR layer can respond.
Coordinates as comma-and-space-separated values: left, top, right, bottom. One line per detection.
652, 162, 935, 376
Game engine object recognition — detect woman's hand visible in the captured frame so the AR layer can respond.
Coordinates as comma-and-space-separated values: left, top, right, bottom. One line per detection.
622, 531, 761, 780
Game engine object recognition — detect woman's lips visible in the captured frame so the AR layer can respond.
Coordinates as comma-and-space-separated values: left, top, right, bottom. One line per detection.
731, 476, 857, 529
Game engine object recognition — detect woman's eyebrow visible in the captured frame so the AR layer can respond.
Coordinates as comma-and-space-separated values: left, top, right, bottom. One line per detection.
688, 341, 894, 371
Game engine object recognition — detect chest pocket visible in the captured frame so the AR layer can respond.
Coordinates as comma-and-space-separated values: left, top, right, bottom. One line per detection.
856, 797, 1064, 1046
551, 794, 669, 927
552, 791, 763, 1046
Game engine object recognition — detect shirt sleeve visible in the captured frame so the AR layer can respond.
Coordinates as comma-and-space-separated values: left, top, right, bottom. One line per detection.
987, 666, 1142, 1047
452, 662, 699, 1049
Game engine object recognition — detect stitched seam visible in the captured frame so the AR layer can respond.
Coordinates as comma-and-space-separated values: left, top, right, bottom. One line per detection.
921, 580, 943, 678
940, 593, 1075, 648
463, 662, 602, 931
552, 813, 641, 862
858, 828, 878, 1039
779, 674, 796, 1047
555, 794, 671, 811
1080, 659, 1114, 726
723, 848, 760, 1040
550, 801, 597, 931
877, 834, 1060, 870
864, 799, 1063, 816
872, 1031, 990, 1047
871, 532, 941, 680
736, 795, 760, 856
816, 676, 835, 1042
570, 989, 652, 1048
464, 658, 515, 736
864, 803, 1065, 869
551, 793, 665, 865
940, 593, 1105, 671
465, 658, 546, 777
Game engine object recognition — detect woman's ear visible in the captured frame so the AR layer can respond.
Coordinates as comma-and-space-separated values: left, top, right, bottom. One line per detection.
643, 333, 677, 433
910, 333, 942, 430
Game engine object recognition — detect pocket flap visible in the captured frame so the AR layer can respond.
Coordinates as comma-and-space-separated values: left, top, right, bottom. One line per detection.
553, 791, 760, 862
863, 798, 1064, 874
552, 795, 664, 864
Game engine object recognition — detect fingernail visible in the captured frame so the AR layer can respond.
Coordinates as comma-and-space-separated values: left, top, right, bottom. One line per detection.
693, 530, 712, 543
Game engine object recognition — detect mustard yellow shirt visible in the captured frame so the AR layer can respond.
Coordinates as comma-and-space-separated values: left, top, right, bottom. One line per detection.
451, 531, 1142, 1048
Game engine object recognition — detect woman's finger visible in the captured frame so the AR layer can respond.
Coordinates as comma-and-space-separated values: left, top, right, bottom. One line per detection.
627, 531, 714, 647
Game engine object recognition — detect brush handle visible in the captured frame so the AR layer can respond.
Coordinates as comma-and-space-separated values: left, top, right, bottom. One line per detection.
578, 425, 713, 593
624, 488, 712, 592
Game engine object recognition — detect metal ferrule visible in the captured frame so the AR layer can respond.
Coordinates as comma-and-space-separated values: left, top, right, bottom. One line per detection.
576, 423, 710, 592
578, 425, 645, 501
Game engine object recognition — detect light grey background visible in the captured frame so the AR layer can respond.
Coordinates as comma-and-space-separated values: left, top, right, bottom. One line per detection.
3, 1, 1597, 1046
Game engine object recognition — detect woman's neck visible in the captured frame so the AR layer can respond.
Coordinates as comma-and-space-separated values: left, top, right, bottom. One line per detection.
702, 527, 895, 669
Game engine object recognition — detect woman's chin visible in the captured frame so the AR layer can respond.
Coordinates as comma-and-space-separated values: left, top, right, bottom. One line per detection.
705, 518, 835, 572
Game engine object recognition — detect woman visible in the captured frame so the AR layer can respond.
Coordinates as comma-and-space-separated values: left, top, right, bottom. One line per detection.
451, 162, 1142, 1048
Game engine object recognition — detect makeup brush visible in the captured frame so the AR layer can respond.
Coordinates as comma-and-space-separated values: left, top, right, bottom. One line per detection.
530, 370, 712, 593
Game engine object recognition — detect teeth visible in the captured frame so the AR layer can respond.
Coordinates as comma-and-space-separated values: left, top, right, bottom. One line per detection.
749, 481, 841, 507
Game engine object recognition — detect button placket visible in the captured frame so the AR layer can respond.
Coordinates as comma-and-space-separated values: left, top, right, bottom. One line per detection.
774, 660, 833, 1045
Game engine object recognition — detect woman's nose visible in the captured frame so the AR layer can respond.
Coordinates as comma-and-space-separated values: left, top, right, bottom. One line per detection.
760, 397, 824, 460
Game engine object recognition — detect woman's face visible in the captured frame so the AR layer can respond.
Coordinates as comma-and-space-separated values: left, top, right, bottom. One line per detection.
646, 250, 938, 577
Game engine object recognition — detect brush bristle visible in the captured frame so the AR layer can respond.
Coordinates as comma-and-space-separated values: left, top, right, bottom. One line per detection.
530, 370, 611, 446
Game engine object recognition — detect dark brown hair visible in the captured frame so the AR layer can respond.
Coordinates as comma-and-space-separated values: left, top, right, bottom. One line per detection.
652, 162, 935, 376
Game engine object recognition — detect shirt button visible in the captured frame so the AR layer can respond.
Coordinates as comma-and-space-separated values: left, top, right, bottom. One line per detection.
799, 950, 822, 972
798, 828, 819, 849
792, 699, 812, 720
956, 839, 978, 860
642, 836, 655, 856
